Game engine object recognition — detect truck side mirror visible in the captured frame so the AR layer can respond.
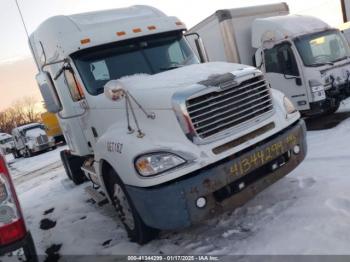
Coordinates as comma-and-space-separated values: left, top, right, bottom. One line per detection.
36, 71, 62, 113
185, 32, 209, 63
194, 37, 209, 63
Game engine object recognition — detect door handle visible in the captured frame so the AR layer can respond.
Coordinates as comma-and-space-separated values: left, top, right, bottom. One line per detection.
295, 77, 302, 86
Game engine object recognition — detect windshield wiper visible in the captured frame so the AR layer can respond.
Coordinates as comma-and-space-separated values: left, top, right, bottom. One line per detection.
331, 56, 349, 63
308, 62, 334, 67
159, 65, 184, 71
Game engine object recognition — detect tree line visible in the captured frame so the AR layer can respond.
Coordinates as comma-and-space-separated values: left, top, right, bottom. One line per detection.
0, 96, 42, 134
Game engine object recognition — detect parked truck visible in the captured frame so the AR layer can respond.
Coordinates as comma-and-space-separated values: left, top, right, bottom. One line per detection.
41, 112, 65, 144
12, 123, 56, 157
29, 5, 307, 243
0, 133, 15, 155
188, 3, 350, 116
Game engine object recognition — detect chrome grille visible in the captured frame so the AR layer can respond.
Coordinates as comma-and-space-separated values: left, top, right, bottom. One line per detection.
37, 135, 49, 145
186, 75, 273, 139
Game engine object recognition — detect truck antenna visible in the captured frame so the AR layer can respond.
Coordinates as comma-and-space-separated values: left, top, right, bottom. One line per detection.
14, 0, 39, 68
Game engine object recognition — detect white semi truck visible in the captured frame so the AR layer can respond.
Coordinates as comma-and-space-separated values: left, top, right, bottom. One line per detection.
12, 123, 56, 158
29, 6, 306, 243
0, 133, 15, 155
188, 3, 350, 116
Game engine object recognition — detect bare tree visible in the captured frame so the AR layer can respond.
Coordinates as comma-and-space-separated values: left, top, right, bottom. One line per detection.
0, 96, 42, 134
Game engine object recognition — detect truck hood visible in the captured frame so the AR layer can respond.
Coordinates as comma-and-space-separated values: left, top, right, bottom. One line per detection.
108, 62, 256, 109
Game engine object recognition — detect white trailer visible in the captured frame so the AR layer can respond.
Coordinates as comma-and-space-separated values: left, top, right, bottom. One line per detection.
188, 3, 350, 116
29, 5, 306, 243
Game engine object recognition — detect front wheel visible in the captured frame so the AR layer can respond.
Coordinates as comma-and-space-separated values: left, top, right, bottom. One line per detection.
60, 150, 86, 185
13, 150, 21, 159
24, 148, 33, 158
106, 168, 158, 244
324, 102, 340, 115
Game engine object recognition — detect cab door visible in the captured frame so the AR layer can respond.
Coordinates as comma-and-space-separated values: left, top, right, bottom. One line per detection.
261, 42, 309, 111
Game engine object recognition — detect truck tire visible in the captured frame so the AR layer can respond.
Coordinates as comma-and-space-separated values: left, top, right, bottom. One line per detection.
60, 150, 72, 180
106, 168, 159, 244
60, 150, 86, 185
24, 148, 33, 158
324, 103, 340, 115
13, 149, 21, 159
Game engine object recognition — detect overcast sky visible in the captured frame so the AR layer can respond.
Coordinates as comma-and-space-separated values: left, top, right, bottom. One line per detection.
0, 0, 344, 109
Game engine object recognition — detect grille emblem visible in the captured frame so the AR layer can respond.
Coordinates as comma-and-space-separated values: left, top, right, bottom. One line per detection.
219, 80, 238, 91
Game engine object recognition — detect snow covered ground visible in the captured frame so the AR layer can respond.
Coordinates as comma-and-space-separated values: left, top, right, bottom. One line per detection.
5, 108, 350, 258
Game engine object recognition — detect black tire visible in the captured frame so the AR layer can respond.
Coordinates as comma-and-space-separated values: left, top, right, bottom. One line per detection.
324, 103, 340, 115
60, 150, 86, 185
24, 148, 32, 158
27, 148, 33, 157
23, 233, 39, 262
13, 150, 21, 159
60, 150, 72, 180
106, 168, 159, 244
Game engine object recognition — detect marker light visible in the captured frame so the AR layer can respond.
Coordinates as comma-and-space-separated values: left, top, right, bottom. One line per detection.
80, 38, 91, 45
116, 31, 126, 36
147, 25, 156, 30
133, 28, 142, 33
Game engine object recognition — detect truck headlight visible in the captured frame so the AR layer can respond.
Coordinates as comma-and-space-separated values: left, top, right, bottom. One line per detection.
283, 96, 297, 114
135, 152, 186, 177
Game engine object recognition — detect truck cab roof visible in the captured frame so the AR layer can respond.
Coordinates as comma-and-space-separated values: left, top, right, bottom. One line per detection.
252, 15, 332, 48
29, 5, 186, 68
0, 133, 12, 140
13, 123, 42, 132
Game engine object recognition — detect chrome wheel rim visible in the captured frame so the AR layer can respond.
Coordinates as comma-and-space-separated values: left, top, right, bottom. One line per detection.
113, 184, 135, 230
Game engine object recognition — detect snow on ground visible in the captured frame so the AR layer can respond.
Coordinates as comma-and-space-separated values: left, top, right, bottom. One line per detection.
6, 114, 350, 257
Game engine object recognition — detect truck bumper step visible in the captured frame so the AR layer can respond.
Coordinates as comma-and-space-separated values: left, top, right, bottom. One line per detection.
84, 186, 108, 206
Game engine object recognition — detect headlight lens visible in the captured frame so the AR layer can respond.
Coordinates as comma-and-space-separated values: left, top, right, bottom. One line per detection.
283, 96, 297, 114
135, 153, 186, 177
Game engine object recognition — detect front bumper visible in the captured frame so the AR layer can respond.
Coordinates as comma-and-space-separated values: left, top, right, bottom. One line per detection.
126, 120, 307, 230
0, 232, 38, 261
305, 84, 350, 116
33, 142, 55, 152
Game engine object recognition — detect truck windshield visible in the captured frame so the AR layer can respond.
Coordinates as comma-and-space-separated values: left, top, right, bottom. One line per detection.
22, 125, 45, 136
72, 32, 199, 95
294, 30, 350, 67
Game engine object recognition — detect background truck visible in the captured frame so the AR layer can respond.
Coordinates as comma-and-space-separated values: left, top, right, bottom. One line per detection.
12, 123, 56, 158
188, 2, 350, 116
29, 5, 306, 243
0, 133, 15, 155
41, 112, 65, 144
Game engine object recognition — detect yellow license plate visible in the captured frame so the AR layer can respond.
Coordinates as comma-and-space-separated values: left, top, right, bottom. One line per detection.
230, 134, 298, 177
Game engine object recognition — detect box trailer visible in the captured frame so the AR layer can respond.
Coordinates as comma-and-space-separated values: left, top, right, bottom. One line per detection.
188, 3, 350, 116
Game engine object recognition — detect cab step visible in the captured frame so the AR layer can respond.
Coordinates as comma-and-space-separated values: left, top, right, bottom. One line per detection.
84, 186, 108, 206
